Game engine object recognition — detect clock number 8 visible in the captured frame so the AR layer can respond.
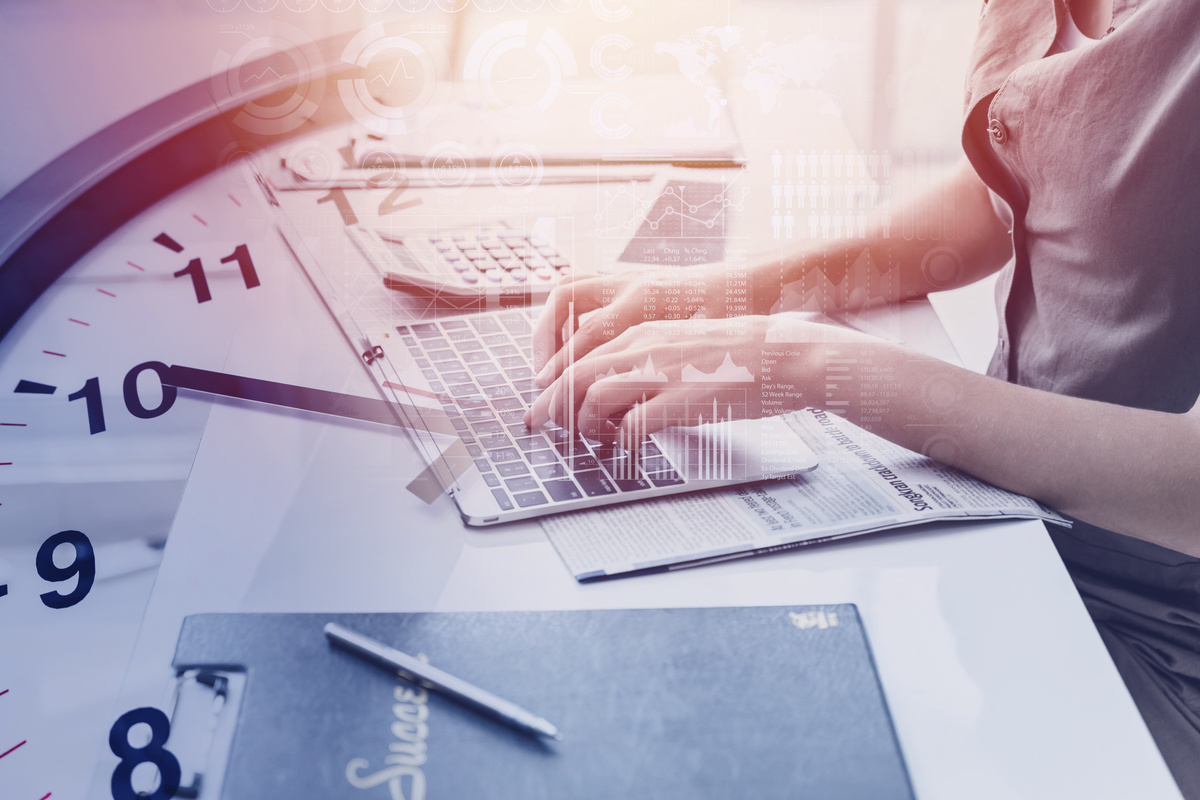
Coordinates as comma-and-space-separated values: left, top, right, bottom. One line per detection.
36, 529, 95, 609
109, 707, 181, 800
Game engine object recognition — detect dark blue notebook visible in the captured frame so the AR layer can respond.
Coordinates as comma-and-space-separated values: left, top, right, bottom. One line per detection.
171, 606, 913, 799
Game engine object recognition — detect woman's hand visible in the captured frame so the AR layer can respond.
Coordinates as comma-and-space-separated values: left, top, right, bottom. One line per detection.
531, 263, 762, 386
524, 315, 873, 445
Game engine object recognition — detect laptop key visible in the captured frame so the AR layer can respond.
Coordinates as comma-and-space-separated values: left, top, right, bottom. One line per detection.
482, 472, 500, 487
484, 385, 515, 399
467, 445, 482, 457
489, 447, 521, 463
534, 463, 568, 479
478, 374, 507, 387
505, 476, 539, 492
491, 489, 514, 511
459, 396, 488, 409
496, 462, 529, 477
473, 421, 504, 434
479, 434, 511, 450
649, 471, 686, 487
443, 371, 471, 384
474, 459, 492, 472
468, 361, 499, 375
554, 440, 590, 458
574, 470, 618, 497
514, 490, 548, 508
507, 424, 531, 439
493, 397, 523, 411
527, 449, 560, 465
515, 435, 549, 451
544, 479, 583, 502
567, 455, 600, 471
498, 356, 525, 368
463, 351, 491, 364
463, 408, 494, 421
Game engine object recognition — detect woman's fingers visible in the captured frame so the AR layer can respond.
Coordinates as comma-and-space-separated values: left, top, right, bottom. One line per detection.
531, 275, 608, 373
535, 280, 652, 386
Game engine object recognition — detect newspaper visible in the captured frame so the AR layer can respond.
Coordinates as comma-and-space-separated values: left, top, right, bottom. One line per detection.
541, 408, 1069, 581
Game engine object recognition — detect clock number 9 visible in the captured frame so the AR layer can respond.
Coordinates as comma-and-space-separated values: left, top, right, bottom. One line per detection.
35, 529, 95, 609
173, 243, 260, 304
69, 361, 177, 434
109, 707, 181, 800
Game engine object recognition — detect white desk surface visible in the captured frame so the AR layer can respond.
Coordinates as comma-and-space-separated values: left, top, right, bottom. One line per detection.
83, 219, 1182, 800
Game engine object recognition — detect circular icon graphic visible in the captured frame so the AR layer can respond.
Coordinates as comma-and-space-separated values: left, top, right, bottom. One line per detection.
360, 0, 392, 10
424, 142, 477, 192
218, 143, 268, 189
396, 0, 432, 9
283, 0, 320, 9
208, 0, 241, 11
436, 0, 470, 10
511, 0, 545, 10
245, 0, 280, 10
338, 25, 450, 135
590, 0, 638, 23
356, 139, 409, 187
920, 245, 963, 289
463, 22, 578, 119
490, 144, 543, 192
212, 24, 325, 135
474, 0, 508, 10
322, 0, 357, 11
590, 93, 634, 139
590, 33, 634, 82
921, 433, 963, 466
284, 140, 339, 184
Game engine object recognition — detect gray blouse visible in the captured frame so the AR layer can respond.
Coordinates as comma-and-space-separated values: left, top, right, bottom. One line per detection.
960, 0, 1200, 791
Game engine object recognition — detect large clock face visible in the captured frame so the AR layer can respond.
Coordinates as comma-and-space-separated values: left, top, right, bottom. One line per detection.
0, 28, 376, 799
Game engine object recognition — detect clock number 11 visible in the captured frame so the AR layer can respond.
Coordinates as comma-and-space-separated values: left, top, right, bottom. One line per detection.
174, 244, 259, 304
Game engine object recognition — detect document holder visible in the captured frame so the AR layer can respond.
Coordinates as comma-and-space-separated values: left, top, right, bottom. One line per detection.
163, 606, 914, 799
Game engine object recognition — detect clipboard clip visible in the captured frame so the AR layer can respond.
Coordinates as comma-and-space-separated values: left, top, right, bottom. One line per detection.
167, 669, 245, 799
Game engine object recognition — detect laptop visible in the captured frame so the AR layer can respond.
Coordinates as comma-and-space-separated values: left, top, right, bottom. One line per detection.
269, 186, 818, 526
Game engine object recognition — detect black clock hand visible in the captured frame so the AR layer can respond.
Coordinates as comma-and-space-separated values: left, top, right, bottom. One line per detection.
163, 364, 458, 436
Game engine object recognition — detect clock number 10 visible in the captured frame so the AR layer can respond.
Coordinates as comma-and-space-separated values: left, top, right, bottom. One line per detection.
173, 244, 259, 304
69, 362, 177, 435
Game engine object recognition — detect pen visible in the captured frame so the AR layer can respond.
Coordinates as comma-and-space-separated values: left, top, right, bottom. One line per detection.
324, 622, 563, 741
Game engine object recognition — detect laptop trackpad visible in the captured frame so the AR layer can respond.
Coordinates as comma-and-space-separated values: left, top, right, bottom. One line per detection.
651, 416, 819, 483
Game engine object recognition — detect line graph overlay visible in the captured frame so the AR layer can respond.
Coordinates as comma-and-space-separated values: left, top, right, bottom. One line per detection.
608, 178, 748, 265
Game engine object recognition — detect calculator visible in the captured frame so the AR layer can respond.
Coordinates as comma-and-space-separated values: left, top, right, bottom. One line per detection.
346, 222, 572, 300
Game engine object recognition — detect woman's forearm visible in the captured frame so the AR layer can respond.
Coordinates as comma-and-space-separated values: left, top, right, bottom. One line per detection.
793, 339, 1200, 556
750, 159, 1014, 314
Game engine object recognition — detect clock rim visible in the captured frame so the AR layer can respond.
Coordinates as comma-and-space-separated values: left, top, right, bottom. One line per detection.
0, 32, 358, 342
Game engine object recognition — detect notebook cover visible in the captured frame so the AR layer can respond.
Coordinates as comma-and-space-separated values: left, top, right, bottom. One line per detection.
172, 606, 913, 800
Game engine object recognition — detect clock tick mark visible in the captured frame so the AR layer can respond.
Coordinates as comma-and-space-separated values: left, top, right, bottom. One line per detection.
69, 318, 90, 326
126, 260, 145, 271
97, 288, 117, 298
229, 193, 242, 207
154, 233, 185, 252
0, 739, 26, 759
193, 213, 209, 226
0, 422, 27, 426
0, 689, 8, 696
15, 380, 56, 394
42, 350, 66, 358
40, 793, 52, 800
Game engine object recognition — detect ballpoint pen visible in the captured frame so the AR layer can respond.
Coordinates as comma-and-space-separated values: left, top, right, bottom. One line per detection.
324, 622, 563, 741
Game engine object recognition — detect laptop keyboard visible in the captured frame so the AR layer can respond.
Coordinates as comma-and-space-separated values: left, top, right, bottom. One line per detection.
395, 309, 685, 512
